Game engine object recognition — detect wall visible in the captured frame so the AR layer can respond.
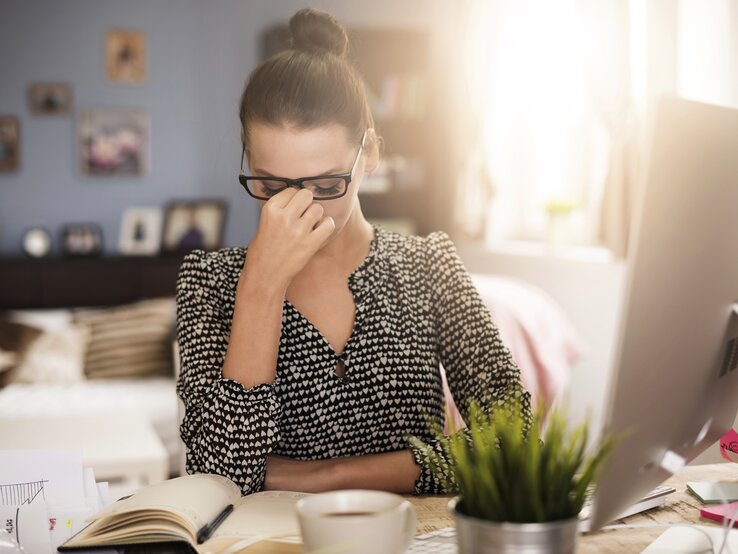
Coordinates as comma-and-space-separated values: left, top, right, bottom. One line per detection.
0, 0, 449, 256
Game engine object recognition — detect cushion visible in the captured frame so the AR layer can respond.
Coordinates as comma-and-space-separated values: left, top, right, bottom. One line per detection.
71, 297, 176, 379
0, 348, 18, 375
0, 315, 89, 385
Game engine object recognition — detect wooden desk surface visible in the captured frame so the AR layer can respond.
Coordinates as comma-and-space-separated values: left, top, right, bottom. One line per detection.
243, 463, 736, 553
579, 462, 737, 553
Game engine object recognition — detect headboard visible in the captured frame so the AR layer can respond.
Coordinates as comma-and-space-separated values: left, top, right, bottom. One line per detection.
0, 254, 186, 309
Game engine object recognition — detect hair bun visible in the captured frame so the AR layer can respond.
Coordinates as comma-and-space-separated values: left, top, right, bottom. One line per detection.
289, 8, 349, 58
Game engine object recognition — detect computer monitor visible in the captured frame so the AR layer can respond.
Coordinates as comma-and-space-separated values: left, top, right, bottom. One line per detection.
588, 95, 738, 531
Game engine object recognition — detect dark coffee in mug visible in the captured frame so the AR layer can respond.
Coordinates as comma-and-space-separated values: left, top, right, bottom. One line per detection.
323, 511, 376, 517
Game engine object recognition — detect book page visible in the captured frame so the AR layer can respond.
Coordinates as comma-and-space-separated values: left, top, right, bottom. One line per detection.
211, 491, 310, 541
91, 473, 242, 529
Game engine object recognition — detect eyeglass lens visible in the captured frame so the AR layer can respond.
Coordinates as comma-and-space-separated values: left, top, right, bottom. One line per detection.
246, 177, 346, 199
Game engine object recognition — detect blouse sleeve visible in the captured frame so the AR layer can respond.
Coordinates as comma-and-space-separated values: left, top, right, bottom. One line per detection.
175, 248, 282, 495
407, 231, 534, 495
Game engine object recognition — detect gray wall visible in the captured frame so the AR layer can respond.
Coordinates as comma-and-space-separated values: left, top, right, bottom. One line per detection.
0, 0, 447, 256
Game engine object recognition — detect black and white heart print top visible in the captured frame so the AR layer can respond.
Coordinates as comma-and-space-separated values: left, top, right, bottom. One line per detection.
175, 222, 533, 495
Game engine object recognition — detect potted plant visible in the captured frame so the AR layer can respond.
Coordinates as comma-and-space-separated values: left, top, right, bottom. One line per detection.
409, 399, 623, 554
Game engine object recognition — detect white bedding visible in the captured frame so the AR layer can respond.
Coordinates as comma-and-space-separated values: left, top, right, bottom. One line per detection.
0, 376, 182, 476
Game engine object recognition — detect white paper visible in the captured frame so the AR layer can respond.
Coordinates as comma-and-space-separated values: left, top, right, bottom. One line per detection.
82, 467, 97, 499
0, 500, 53, 554
46, 502, 97, 551
96, 482, 110, 508
0, 450, 85, 506
82, 467, 101, 513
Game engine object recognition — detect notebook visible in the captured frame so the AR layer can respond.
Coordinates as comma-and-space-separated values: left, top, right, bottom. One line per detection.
57, 473, 307, 554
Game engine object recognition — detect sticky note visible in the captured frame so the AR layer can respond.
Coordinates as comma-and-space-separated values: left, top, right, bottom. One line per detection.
720, 428, 738, 462
687, 482, 738, 504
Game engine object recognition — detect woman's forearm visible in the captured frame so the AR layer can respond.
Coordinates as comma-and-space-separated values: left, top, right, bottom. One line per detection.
221, 270, 287, 388
263, 450, 421, 494
331, 449, 421, 493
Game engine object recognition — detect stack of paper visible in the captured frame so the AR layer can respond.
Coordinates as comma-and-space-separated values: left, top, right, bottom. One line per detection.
0, 450, 111, 553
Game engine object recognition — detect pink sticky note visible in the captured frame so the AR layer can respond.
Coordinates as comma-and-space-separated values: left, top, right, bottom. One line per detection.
701, 501, 738, 527
720, 429, 738, 462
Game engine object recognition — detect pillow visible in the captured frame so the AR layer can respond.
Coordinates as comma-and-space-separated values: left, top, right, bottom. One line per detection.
71, 297, 176, 379
3, 308, 75, 332
0, 348, 18, 376
0, 316, 89, 385
12, 323, 90, 383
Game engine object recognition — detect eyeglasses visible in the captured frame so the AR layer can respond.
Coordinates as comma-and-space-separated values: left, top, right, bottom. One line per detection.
238, 130, 368, 201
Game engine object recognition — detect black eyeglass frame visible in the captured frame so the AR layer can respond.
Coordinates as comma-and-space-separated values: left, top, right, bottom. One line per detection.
238, 129, 368, 201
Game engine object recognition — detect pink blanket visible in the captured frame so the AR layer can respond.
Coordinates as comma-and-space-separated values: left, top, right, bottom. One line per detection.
441, 273, 586, 433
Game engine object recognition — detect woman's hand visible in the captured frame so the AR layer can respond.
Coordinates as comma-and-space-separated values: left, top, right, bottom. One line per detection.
243, 188, 335, 292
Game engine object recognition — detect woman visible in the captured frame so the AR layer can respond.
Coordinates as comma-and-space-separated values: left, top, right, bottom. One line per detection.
175, 7, 532, 496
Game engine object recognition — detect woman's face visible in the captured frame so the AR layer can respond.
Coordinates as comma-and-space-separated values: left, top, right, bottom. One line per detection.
246, 122, 372, 241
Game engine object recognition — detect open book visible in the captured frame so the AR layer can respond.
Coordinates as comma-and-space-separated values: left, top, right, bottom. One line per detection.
57, 473, 308, 554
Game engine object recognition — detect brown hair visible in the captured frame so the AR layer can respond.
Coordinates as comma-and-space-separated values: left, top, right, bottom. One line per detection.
238, 8, 381, 160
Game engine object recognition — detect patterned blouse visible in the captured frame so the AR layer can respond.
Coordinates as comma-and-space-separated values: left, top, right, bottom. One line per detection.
175, 222, 532, 496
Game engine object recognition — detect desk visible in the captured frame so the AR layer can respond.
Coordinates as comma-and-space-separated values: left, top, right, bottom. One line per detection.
242, 463, 736, 553
579, 462, 736, 553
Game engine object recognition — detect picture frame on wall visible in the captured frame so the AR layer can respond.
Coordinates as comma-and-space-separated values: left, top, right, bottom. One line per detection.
60, 223, 104, 257
0, 115, 20, 172
161, 199, 227, 254
28, 83, 73, 115
118, 206, 163, 256
78, 108, 149, 177
105, 28, 146, 84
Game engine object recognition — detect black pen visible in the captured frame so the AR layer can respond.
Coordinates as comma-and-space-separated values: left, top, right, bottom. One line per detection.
196, 503, 234, 544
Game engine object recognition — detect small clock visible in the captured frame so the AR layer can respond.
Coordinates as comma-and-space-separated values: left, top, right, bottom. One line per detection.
22, 226, 52, 257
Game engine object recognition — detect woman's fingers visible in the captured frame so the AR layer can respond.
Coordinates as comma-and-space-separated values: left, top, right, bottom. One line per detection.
299, 202, 324, 231
310, 215, 335, 244
283, 188, 315, 219
268, 186, 299, 209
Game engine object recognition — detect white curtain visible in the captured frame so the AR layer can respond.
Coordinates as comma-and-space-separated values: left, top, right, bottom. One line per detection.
453, 0, 738, 258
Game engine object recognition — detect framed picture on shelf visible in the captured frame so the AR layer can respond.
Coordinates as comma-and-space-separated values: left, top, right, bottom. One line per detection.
0, 115, 20, 172
118, 206, 163, 256
28, 83, 73, 115
78, 108, 149, 177
105, 29, 146, 84
161, 199, 227, 254
60, 223, 104, 257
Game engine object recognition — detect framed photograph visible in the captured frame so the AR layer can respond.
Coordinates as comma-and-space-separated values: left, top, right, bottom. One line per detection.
105, 29, 146, 84
60, 223, 104, 257
161, 200, 227, 254
78, 108, 149, 177
28, 83, 73, 115
118, 206, 163, 256
0, 115, 20, 172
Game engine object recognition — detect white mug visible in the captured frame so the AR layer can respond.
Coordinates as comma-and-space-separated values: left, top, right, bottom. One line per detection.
295, 489, 417, 554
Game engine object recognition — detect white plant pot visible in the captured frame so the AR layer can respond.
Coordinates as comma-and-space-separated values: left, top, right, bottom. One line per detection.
449, 497, 580, 554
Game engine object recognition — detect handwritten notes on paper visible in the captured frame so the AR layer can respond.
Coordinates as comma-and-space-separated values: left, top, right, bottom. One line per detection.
0, 450, 109, 553
0, 449, 86, 506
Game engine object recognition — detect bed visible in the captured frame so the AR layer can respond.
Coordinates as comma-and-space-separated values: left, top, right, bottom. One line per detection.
0, 254, 584, 479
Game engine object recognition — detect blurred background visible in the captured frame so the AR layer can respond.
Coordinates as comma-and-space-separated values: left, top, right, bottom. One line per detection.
1, 0, 737, 497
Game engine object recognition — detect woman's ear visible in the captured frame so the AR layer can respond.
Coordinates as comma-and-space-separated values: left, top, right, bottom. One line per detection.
364, 128, 382, 174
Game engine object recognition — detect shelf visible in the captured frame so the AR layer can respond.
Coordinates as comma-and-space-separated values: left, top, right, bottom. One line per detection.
0, 254, 187, 310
